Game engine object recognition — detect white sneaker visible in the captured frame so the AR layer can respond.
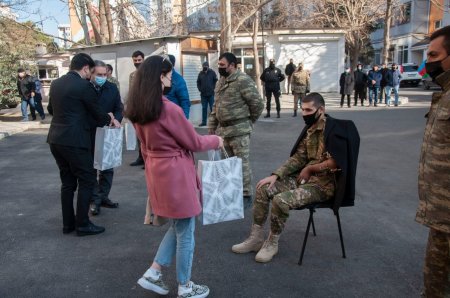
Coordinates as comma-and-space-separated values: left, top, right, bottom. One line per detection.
137, 271, 169, 295
178, 281, 210, 298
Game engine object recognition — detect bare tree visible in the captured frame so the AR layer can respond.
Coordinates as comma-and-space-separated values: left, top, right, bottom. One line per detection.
309, 0, 386, 69
381, 0, 394, 65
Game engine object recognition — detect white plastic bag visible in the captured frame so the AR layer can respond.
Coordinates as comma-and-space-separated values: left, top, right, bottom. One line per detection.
93, 126, 123, 170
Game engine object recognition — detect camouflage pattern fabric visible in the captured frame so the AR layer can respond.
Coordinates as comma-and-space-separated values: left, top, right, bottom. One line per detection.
223, 134, 252, 196
253, 177, 329, 234
253, 115, 335, 234
416, 69, 450, 234
107, 76, 120, 92
423, 228, 450, 298
294, 93, 306, 111
208, 69, 264, 138
291, 69, 310, 95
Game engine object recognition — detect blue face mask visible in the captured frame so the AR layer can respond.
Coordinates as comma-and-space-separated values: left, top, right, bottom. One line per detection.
95, 76, 107, 86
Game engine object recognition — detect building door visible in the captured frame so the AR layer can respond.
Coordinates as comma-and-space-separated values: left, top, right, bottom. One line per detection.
181, 53, 207, 102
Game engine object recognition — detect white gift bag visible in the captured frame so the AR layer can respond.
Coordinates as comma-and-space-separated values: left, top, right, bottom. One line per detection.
197, 150, 244, 225
93, 126, 123, 170
125, 121, 137, 150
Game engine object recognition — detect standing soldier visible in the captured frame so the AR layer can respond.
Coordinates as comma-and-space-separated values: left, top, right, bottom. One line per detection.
106, 64, 120, 91
260, 59, 285, 118
208, 52, 264, 208
129, 50, 145, 167
290, 63, 310, 117
284, 58, 296, 95
415, 25, 450, 298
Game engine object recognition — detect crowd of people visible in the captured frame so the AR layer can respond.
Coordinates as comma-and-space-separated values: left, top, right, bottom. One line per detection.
12, 25, 448, 298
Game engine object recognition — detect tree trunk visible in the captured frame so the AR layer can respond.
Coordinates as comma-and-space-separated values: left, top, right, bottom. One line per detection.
74, 0, 91, 45
85, 0, 101, 44
350, 45, 360, 71
98, 0, 108, 44
105, 0, 114, 43
252, 11, 262, 95
381, 0, 393, 64
225, 0, 232, 52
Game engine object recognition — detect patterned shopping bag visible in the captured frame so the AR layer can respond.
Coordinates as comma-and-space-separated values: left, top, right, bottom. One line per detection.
94, 126, 123, 170
124, 121, 137, 150
197, 151, 244, 225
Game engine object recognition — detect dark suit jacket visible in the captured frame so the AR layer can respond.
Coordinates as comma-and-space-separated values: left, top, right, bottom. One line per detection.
290, 115, 360, 213
47, 71, 111, 149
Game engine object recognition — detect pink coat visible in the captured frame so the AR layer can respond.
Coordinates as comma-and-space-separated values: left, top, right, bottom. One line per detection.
134, 98, 220, 219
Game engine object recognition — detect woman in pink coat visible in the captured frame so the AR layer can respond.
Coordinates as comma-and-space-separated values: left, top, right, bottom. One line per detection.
125, 55, 222, 298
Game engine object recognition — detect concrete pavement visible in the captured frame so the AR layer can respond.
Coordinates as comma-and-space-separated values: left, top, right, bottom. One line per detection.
0, 88, 435, 297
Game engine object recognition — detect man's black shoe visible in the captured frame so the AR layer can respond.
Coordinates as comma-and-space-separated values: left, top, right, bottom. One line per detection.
101, 199, 119, 208
199, 123, 206, 127
63, 226, 75, 234
90, 204, 100, 215
76, 222, 105, 236
130, 159, 144, 166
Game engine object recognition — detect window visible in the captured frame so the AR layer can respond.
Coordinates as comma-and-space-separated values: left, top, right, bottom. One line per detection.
38, 67, 59, 79
435, 19, 442, 30
397, 46, 409, 64
403, 65, 418, 72
374, 51, 381, 65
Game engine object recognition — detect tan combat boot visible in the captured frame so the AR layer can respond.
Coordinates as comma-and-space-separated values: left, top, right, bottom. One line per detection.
255, 233, 280, 263
231, 224, 265, 254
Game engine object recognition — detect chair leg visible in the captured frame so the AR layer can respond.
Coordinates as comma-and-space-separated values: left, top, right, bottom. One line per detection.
311, 210, 317, 236
336, 211, 346, 259
298, 208, 314, 265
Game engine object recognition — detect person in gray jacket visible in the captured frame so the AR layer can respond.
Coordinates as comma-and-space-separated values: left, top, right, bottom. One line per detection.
339, 67, 355, 108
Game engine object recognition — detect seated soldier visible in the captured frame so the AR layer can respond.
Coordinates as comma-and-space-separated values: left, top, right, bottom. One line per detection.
232, 92, 358, 263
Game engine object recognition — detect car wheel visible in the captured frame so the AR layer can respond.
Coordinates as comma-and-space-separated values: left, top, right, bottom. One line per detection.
413, 82, 419, 87
424, 82, 430, 90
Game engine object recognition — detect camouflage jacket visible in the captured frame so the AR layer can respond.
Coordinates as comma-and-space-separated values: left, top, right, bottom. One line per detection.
107, 76, 120, 92
416, 70, 450, 233
291, 69, 310, 94
208, 70, 263, 138
273, 115, 335, 198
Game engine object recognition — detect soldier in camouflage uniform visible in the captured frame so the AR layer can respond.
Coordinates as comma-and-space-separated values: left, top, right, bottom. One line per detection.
290, 63, 310, 117
208, 52, 264, 208
129, 50, 145, 167
414, 26, 450, 298
106, 64, 120, 91
232, 93, 339, 263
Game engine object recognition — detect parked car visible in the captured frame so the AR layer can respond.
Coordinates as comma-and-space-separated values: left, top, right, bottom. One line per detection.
399, 63, 421, 87
422, 76, 441, 90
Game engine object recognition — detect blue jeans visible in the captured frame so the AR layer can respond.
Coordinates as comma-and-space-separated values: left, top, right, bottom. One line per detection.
154, 217, 195, 284
368, 87, 379, 104
20, 97, 35, 120
385, 85, 400, 106
200, 95, 214, 125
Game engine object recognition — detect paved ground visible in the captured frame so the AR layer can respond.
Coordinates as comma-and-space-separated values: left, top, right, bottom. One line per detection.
0, 87, 436, 297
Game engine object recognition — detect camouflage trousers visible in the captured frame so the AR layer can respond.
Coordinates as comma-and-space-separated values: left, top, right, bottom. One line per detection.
223, 134, 252, 196
423, 228, 450, 298
253, 176, 330, 235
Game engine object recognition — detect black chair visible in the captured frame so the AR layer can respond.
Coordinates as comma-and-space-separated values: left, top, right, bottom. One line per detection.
296, 200, 348, 266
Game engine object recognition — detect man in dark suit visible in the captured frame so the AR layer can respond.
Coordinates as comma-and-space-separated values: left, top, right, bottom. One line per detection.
89, 60, 123, 215
47, 53, 121, 236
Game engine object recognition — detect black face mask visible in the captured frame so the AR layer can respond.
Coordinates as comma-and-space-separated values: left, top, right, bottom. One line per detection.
219, 67, 229, 77
303, 109, 320, 126
163, 86, 172, 95
269, 63, 275, 69
203, 67, 208, 72
134, 63, 141, 69
425, 56, 448, 81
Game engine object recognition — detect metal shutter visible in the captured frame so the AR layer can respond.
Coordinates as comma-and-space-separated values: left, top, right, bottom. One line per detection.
181, 54, 206, 101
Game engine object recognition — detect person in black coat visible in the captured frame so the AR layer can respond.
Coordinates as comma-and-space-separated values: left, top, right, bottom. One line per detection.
379, 63, 389, 104
353, 63, 367, 106
260, 59, 285, 118
16, 68, 36, 121
197, 61, 218, 126
89, 60, 124, 215
47, 53, 121, 236
284, 58, 296, 95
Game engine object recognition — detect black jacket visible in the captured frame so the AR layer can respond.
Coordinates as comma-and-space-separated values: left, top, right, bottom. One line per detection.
47, 71, 111, 149
17, 75, 36, 99
260, 67, 285, 91
197, 69, 218, 97
290, 115, 360, 213
380, 68, 389, 87
285, 63, 296, 76
354, 70, 367, 90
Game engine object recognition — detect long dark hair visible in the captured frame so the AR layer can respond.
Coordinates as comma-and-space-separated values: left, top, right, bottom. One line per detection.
125, 55, 173, 124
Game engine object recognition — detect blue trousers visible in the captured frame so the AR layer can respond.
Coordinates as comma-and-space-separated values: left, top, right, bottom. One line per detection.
200, 95, 214, 125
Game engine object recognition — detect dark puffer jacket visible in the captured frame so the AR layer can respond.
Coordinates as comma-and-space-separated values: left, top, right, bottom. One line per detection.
260, 67, 285, 92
